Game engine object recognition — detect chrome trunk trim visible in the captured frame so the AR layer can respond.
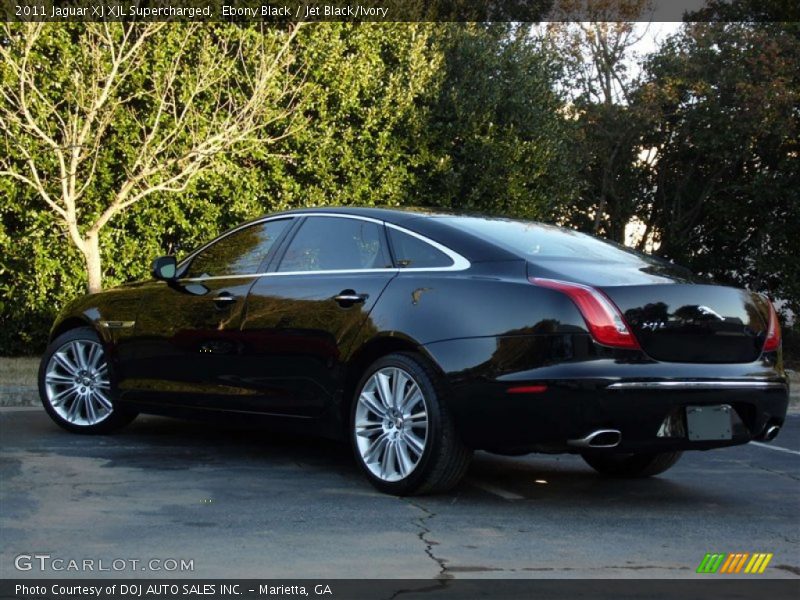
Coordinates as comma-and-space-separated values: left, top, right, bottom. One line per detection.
607, 381, 785, 390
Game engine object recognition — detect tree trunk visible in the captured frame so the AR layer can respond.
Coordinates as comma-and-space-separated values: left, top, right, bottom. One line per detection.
82, 233, 103, 294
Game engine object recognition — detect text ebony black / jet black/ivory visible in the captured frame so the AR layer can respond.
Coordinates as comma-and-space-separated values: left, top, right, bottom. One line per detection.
38, 208, 789, 495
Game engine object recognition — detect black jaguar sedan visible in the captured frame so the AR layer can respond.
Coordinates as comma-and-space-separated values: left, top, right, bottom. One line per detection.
39, 208, 789, 494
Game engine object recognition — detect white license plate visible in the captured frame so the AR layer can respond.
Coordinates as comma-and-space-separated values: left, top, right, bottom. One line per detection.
686, 405, 733, 441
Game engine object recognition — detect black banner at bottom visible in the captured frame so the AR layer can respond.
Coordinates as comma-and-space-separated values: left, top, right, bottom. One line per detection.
2, 579, 800, 600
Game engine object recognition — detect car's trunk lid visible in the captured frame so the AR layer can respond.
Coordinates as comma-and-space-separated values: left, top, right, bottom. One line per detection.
602, 283, 769, 363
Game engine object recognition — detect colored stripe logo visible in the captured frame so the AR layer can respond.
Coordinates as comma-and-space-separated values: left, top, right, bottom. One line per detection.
697, 553, 773, 574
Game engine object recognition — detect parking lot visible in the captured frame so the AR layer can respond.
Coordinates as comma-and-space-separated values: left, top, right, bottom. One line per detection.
1, 407, 798, 579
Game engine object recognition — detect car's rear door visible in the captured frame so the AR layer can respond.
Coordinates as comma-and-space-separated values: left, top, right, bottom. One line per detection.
116, 217, 295, 408
240, 215, 397, 417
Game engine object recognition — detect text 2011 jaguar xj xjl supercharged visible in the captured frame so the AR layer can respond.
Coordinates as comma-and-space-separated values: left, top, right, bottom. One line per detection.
39, 208, 789, 494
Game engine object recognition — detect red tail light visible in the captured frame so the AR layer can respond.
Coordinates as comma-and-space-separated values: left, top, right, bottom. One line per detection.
530, 278, 640, 350
763, 299, 782, 352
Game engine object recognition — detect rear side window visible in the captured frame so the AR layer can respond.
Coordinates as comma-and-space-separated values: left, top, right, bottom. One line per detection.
278, 217, 391, 272
444, 217, 643, 262
388, 228, 453, 268
185, 219, 290, 278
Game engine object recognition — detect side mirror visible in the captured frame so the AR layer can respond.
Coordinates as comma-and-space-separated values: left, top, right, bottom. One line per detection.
151, 256, 177, 281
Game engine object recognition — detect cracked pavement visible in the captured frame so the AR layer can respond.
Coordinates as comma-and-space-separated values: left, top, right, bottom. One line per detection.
1, 408, 798, 579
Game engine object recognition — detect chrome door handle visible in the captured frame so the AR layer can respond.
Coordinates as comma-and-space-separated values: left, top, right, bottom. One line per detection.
213, 293, 238, 307
334, 294, 365, 302
333, 290, 367, 305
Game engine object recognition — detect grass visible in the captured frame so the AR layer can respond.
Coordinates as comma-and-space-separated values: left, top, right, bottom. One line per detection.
0, 357, 39, 387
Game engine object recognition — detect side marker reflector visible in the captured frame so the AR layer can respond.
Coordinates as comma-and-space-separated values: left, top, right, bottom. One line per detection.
507, 385, 548, 394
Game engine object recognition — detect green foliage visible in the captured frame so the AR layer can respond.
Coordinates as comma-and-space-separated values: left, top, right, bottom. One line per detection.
257, 23, 443, 209
636, 21, 800, 315
551, 101, 646, 243
3, 19, 795, 361
543, 18, 653, 242
1, 23, 577, 354
411, 24, 579, 218
551, 16, 799, 330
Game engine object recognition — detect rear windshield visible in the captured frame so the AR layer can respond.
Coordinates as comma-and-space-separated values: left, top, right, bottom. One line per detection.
443, 217, 642, 262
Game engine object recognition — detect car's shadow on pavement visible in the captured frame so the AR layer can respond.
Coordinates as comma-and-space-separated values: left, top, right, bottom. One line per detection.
96, 415, 356, 469
22, 413, 741, 508
462, 451, 723, 507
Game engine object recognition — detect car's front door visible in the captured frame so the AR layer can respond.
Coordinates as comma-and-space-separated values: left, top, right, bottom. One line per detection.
240, 215, 397, 417
116, 218, 294, 408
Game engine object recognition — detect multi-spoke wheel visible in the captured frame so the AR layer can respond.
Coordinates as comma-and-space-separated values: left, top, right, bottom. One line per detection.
355, 366, 429, 482
38, 327, 137, 434
351, 353, 472, 495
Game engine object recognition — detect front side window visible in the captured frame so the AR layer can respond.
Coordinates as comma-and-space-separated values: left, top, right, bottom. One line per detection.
185, 219, 290, 279
387, 228, 453, 268
278, 217, 391, 272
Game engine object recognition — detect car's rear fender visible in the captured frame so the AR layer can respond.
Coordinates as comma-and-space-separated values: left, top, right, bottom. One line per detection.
422, 335, 788, 451
364, 260, 588, 345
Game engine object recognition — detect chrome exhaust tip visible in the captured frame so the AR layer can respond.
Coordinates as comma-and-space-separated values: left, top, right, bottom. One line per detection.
567, 429, 622, 449
762, 425, 781, 441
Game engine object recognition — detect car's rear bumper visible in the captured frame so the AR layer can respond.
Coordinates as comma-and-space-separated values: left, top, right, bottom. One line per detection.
423, 336, 789, 453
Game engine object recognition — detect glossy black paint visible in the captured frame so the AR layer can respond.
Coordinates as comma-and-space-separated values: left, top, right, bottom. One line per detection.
49, 207, 789, 453
240, 271, 396, 417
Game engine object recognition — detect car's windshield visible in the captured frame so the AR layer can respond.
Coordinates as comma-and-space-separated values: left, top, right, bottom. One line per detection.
442, 217, 644, 262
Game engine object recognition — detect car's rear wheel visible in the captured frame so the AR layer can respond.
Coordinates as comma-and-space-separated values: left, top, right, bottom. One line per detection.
350, 352, 472, 495
39, 327, 137, 434
581, 450, 682, 478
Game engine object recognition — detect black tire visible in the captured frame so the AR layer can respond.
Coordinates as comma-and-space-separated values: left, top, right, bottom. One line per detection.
38, 327, 137, 434
581, 450, 683, 478
350, 352, 472, 495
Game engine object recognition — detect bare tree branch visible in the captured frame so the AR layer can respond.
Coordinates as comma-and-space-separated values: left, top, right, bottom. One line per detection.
0, 22, 304, 293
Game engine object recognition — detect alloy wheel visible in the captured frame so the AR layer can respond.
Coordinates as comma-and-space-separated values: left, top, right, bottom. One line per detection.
354, 367, 429, 482
44, 340, 113, 426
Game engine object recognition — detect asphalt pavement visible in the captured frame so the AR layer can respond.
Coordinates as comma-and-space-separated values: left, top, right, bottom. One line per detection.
1, 407, 798, 579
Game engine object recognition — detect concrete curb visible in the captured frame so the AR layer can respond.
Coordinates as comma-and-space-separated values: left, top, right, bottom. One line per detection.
0, 386, 39, 407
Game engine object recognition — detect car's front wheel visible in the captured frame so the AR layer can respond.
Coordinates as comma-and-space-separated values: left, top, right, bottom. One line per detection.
581, 450, 682, 478
350, 353, 472, 495
38, 327, 137, 434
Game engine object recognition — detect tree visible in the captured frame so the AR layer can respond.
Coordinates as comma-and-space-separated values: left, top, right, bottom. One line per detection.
544, 1, 652, 240
0, 23, 579, 355
269, 23, 442, 208
0, 23, 448, 354
0, 22, 303, 293
636, 21, 800, 314
411, 23, 579, 218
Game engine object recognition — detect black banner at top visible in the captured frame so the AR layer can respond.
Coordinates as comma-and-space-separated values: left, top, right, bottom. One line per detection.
2, 0, 799, 22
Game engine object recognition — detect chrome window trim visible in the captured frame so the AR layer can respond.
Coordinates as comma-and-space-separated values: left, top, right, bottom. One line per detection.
300, 212, 385, 225
178, 268, 399, 283
176, 212, 471, 282
607, 381, 786, 390
384, 222, 471, 272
